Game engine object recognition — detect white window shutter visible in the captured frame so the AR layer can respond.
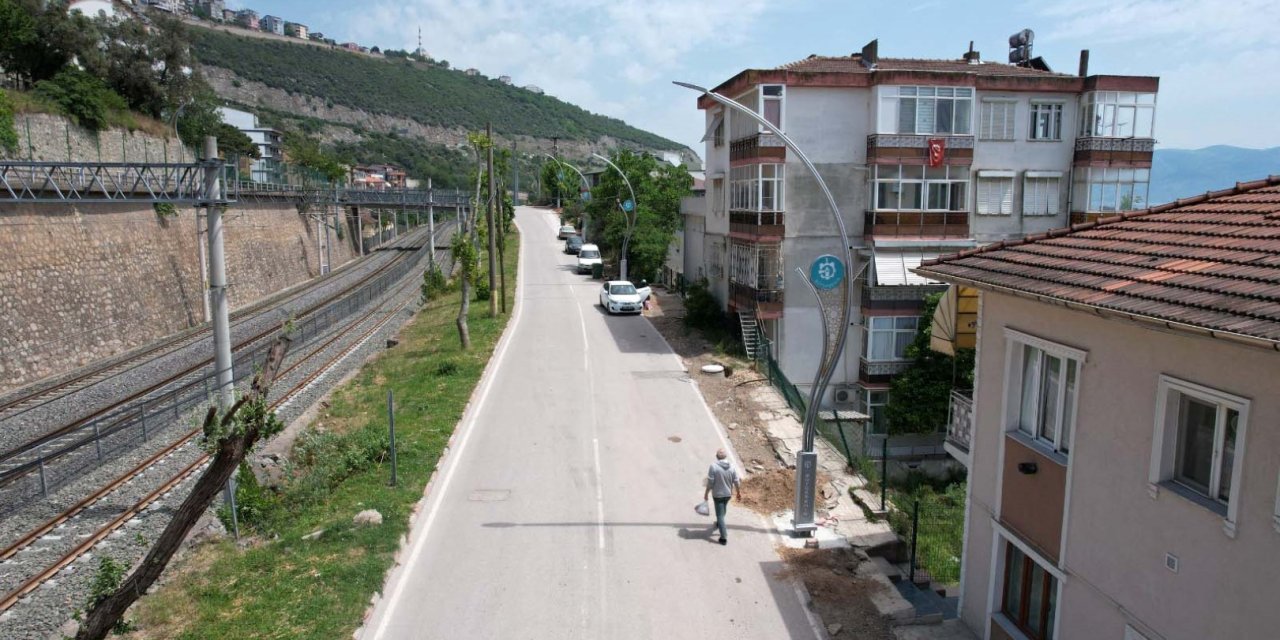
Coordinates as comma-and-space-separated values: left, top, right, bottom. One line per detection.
999, 178, 1014, 214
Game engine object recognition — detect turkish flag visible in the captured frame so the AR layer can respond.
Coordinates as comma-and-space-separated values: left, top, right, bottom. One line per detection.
927, 138, 946, 167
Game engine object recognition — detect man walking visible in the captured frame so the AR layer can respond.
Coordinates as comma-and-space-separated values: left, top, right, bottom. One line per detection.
703, 449, 742, 545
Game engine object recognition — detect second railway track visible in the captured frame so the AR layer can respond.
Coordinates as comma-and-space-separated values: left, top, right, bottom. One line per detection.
0, 221, 453, 501
0, 231, 448, 620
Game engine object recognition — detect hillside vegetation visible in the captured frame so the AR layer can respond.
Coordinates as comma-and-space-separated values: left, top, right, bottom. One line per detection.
190, 27, 681, 149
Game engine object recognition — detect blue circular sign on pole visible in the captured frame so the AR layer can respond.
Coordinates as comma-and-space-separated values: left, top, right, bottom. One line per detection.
810, 254, 845, 290
621, 199, 635, 212
580, 190, 591, 202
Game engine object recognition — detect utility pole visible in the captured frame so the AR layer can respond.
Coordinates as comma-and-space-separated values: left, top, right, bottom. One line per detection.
511, 141, 519, 206
202, 137, 237, 535
428, 178, 435, 270
486, 122, 498, 318
552, 136, 560, 210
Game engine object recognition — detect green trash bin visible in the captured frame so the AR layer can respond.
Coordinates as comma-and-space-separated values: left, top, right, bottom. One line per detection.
591, 263, 604, 279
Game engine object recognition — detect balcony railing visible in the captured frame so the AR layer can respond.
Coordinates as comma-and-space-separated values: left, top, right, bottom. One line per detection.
865, 210, 970, 238
1074, 137, 1156, 153
866, 134, 975, 150
730, 132, 786, 163
946, 389, 974, 454
729, 210, 785, 239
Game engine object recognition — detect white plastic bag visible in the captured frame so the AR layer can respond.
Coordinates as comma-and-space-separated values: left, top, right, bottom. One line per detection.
694, 501, 710, 516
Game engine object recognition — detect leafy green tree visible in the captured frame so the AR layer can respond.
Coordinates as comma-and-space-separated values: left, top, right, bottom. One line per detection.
583, 150, 691, 282
0, 0, 100, 85
884, 292, 976, 435
285, 134, 345, 182
35, 68, 127, 131
177, 91, 258, 158
0, 90, 18, 152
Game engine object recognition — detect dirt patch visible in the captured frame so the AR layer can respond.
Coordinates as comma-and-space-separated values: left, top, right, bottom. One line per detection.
644, 291, 782, 474
738, 469, 835, 516
775, 547, 895, 639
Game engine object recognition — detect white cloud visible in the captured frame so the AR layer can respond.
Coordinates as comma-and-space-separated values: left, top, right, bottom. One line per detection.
1040, 0, 1274, 46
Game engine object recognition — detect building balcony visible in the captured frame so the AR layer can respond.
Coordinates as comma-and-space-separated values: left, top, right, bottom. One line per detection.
859, 358, 911, 378
865, 210, 970, 239
945, 388, 974, 466
1073, 136, 1156, 166
866, 134, 974, 164
729, 281, 783, 319
729, 210, 785, 240
730, 132, 786, 164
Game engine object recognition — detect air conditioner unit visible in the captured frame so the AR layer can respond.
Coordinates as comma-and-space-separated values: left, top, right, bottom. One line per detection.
832, 386, 858, 407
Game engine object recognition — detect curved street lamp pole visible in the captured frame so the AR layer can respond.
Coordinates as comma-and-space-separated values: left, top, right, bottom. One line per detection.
674, 80, 855, 536
591, 152, 638, 281
543, 153, 592, 242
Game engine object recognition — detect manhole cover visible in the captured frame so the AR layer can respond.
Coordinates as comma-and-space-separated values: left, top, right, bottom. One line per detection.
468, 490, 511, 502
668, 436, 682, 443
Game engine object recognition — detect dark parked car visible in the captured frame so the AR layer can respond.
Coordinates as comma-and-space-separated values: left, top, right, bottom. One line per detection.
564, 235, 584, 254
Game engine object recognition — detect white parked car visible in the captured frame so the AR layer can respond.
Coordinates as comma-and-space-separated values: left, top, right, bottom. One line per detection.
576, 244, 602, 274
599, 281, 643, 315
557, 224, 576, 239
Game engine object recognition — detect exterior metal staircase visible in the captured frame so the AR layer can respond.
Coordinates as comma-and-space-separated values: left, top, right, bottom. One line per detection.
738, 310, 760, 360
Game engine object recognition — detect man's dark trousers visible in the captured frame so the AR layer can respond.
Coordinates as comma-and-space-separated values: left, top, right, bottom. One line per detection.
713, 496, 731, 541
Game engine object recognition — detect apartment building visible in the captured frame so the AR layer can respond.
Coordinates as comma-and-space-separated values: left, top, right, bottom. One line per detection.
260, 15, 285, 36
914, 177, 1280, 639
285, 22, 308, 40
687, 37, 1158, 433
217, 107, 283, 183
234, 9, 258, 30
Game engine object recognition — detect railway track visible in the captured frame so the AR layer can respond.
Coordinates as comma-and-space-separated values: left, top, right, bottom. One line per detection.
0, 237, 443, 615
0, 223, 452, 496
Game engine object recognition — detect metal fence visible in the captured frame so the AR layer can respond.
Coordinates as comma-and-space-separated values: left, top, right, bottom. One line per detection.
887, 491, 965, 586
0, 228, 444, 511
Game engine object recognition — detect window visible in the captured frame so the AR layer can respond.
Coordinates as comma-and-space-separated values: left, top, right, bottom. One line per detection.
863, 389, 889, 435
1028, 103, 1063, 140
980, 100, 1016, 141
728, 241, 782, 290
1001, 543, 1058, 640
878, 86, 974, 135
711, 178, 724, 217
1151, 376, 1249, 529
1004, 330, 1085, 457
1022, 173, 1062, 216
1079, 91, 1156, 138
866, 316, 918, 361
1072, 167, 1150, 212
730, 164, 784, 212
976, 172, 1014, 215
712, 111, 724, 147
873, 164, 968, 211
761, 85, 783, 131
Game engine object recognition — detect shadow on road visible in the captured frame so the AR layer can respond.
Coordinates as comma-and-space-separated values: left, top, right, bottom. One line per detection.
481, 520, 779, 538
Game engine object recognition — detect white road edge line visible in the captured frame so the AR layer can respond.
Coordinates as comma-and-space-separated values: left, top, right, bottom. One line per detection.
644, 313, 830, 640
367, 213, 528, 640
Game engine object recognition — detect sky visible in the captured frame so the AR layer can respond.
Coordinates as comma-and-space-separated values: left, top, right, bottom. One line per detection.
231, 0, 1278, 154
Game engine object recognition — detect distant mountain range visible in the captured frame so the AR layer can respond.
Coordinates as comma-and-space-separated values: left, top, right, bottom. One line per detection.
1151, 146, 1280, 205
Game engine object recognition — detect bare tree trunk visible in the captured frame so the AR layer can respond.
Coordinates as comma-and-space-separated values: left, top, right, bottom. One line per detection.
486, 123, 498, 318
456, 277, 472, 349
75, 336, 293, 640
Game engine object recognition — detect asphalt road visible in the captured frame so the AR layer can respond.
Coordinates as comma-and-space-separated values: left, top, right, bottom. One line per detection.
362, 206, 822, 640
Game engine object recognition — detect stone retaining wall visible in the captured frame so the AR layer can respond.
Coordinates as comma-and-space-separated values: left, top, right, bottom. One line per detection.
0, 200, 359, 392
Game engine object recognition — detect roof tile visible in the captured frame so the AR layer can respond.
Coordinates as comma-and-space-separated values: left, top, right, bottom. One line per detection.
916, 178, 1280, 345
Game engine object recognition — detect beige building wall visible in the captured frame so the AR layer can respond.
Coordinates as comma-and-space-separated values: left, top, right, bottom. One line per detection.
960, 291, 1280, 640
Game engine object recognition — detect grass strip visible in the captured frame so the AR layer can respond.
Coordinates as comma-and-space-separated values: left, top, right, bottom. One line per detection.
128, 231, 518, 639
